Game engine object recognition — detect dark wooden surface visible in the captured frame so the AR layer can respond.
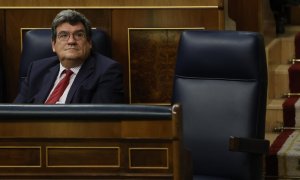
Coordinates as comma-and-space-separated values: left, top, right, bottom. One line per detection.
0, 104, 182, 179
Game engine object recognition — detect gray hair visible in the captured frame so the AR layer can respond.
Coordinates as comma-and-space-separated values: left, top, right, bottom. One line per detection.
51, 9, 92, 41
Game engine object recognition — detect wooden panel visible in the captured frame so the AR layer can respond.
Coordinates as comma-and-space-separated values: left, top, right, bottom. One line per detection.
112, 9, 222, 103
0, 10, 4, 64
121, 119, 174, 138
0, 10, 5, 103
0, 140, 176, 179
0, 105, 181, 179
129, 148, 168, 169
47, 147, 120, 167
290, 6, 300, 25
0, 119, 174, 138
228, 0, 276, 44
228, 0, 260, 31
0, 146, 40, 167
129, 29, 181, 104
0, 0, 222, 8
0, 120, 122, 138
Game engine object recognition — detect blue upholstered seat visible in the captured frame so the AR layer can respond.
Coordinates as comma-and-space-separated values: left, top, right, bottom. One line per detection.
172, 30, 269, 179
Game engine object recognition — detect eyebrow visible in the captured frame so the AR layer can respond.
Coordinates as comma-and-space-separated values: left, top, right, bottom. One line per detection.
57, 29, 85, 34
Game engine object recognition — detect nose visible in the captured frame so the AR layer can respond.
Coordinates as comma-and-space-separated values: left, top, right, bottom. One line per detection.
67, 34, 76, 43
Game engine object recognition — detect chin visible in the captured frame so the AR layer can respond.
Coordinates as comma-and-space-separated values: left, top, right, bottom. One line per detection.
64, 53, 81, 59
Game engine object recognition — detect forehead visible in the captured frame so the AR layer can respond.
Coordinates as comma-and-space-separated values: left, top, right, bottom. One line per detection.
56, 22, 85, 32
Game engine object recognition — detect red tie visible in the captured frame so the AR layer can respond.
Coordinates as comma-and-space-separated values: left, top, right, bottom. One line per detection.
45, 69, 73, 104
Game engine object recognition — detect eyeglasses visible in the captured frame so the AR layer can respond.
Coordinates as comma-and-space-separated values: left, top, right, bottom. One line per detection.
56, 31, 86, 41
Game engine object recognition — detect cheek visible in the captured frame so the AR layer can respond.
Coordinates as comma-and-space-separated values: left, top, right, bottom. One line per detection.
54, 43, 65, 52
82, 43, 92, 53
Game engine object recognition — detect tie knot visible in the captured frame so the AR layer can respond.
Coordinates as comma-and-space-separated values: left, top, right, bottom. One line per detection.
64, 69, 73, 77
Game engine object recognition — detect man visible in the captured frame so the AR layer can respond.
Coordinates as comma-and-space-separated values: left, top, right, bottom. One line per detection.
14, 9, 124, 104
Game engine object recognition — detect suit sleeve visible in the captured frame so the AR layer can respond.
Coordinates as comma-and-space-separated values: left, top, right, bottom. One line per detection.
13, 63, 33, 103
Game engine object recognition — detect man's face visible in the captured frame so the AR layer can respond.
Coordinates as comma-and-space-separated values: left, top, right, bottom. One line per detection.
52, 22, 92, 68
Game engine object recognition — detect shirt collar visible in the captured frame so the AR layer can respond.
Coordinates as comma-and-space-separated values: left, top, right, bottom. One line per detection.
59, 64, 81, 77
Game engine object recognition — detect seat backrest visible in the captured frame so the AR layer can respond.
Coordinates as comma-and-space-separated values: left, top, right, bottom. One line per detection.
19, 28, 111, 85
172, 30, 267, 179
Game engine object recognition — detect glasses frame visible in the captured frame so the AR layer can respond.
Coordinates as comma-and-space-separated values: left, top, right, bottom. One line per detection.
56, 30, 86, 41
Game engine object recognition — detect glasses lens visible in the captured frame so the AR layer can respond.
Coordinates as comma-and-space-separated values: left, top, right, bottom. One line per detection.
74, 32, 85, 40
57, 32, 69, 41
57, 31, 86, 41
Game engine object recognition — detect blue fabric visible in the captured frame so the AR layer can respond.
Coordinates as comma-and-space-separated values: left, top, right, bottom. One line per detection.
173, 30, 267, 179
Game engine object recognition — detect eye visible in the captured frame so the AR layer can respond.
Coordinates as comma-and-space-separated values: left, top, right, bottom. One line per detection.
57, 32, 69, 40
75, 32, 85, 39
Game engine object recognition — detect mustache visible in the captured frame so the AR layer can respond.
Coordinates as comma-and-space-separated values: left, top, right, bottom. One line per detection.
64, 46, 79, 50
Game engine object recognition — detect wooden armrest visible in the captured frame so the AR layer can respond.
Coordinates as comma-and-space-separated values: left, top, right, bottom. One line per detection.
229, 136, 270, 154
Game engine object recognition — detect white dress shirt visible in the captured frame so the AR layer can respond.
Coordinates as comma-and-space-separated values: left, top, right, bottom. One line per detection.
45, 64, 81, 104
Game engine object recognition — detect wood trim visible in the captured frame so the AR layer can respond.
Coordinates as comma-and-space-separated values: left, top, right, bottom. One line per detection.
0, 0, 223, 9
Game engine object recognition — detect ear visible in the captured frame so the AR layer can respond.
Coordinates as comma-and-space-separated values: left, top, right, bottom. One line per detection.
51, 41, 56, 52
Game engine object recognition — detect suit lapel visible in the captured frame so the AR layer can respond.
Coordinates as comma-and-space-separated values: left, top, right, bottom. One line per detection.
34, 65, 59, 103
65, 56, 95, 103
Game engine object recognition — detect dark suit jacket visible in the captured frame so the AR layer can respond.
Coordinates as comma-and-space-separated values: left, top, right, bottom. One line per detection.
14, 52, 124, 104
